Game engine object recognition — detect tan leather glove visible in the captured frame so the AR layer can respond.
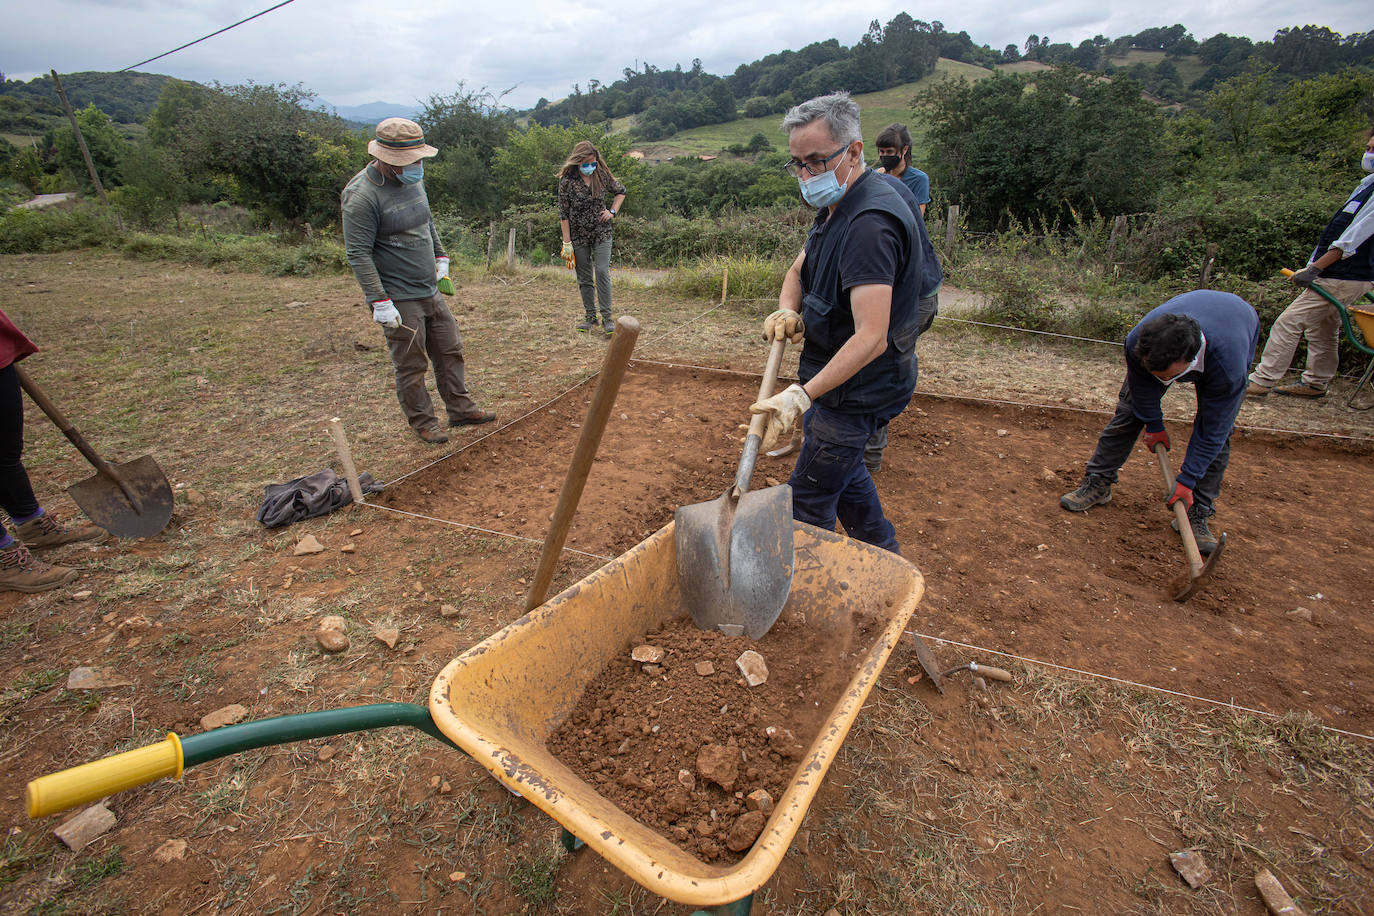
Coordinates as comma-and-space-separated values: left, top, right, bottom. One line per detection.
560, 241, 574, 260
762, 309, 804, 344
749, 383, 811, 452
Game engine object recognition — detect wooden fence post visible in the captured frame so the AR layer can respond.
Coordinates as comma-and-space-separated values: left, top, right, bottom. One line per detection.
944, 204, 959, 250
506, 227, 516, 269
1197, 243, 1218, 289
50, 70, 107, 205
1106, 215, 1128, 263
485, 222, 496, 269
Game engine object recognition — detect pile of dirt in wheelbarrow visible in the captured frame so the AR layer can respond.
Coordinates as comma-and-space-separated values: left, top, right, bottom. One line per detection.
547, 611, 881, 863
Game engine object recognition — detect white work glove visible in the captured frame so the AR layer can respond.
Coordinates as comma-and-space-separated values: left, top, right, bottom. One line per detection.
762, 309, 804, 344
435, 257, 450, 280
371, 299, 402, 329
749, 383, 811, 452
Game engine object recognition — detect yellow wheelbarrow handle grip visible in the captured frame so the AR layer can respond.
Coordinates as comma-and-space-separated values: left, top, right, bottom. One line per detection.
27, 733, 183, 819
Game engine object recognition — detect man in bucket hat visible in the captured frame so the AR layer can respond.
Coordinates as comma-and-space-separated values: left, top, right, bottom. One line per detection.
342, 117, 495, 444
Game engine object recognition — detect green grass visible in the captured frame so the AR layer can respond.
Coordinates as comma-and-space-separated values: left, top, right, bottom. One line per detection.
638, 58, 995, 160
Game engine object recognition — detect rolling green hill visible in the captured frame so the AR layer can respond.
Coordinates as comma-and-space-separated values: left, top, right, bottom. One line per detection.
632, 58, 995, 162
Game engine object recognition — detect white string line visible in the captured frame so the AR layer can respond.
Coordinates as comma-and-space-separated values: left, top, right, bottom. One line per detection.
935, 315, 1122, 346
361, 502, 614, 562
905, 630, 1374, 744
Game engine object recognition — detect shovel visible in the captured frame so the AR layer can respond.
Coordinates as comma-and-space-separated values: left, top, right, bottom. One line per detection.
1151, 442, 1225, 602
15, 365, 174, 539
675, 336, 794, 638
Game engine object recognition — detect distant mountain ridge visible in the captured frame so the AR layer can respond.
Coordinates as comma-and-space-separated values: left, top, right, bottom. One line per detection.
326, 101, 422, 125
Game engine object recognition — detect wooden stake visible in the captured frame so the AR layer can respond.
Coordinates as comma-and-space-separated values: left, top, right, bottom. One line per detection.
944, 204, 960, 250
1107, 214, 1128, 263
721, 266, 729, 304
1198, 242, 1218, 289
50, 70, 107, 205
506, 227, 516, 269
485, 221, 496, 269
327, 417, 365, 505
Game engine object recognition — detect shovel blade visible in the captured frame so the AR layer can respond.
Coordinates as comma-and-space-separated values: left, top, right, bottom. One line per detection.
1170, 532, 1226, 602
67, 455, 174, 539
675, 484, 794, 639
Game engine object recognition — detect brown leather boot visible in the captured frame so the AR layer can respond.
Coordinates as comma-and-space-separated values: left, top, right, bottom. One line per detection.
0, 542, 79, 592
14, 512, 107, 549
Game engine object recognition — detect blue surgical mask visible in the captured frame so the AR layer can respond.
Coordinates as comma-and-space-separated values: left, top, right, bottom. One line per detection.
396, 162, 424, 184
798, 168, 845, 208
1363, 151, 1374, 173
579, 162, 597, 175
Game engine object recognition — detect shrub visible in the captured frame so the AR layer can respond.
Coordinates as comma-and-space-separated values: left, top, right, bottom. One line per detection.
0, 205, 124, 254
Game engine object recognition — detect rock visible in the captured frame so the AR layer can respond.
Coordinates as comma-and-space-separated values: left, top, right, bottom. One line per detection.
440, 604, 461, 619
448, 871, 466, 883
996, 429, 1008, 437
319, 615, 347, 632
67, 667, 133, 690
1286, 607, 1313, 623
631, 645, 665, 664
1170, 849, 1213, 889
72, 590, 93, 600
185, 490, 206, 506
201, 704, 248, 730
694, 661, 715, 676
794, 830, 810, 854
642, 664, 663, 675
678, 769, 696, 791
726, 810, 767, 852
440, 781, 452, 794
663, 786, 691, 815
1040, 468, 1058, 483
316, 629, 349, 652
340, 543, 356, 554
293, 535, 325, 555
429, 775, 441, 788
735, 650, 768, 687
765, 726, 804, 758
349, 529, 363, 537
55, 804, 115, 852
696, 744, 739, 791
152, 839, 187, 863
116, 615, 152, 636
374, 628, 399, 649
746, 789, 774, 814
317, 745, 336, 762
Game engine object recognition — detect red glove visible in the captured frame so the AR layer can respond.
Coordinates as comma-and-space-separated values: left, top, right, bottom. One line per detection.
1166, 482, 1193, 510
1143, 429, 1170, 451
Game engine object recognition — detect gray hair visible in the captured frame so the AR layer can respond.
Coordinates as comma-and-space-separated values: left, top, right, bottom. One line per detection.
781, 92, 862, 146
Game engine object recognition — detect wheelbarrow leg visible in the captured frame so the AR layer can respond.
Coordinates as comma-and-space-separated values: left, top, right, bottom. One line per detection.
691, 894, 754, 915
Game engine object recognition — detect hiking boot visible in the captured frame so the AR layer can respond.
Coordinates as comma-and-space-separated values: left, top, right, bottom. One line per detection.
575, 319, 597, 333
602, 319, 615, 337
448, 410, 496, 428
1059, 477, 1112, 512
1172, 509, 1219, 556
1275, 383, 1326, 398
0, 542, 79, 593
416, 425, 449, 445
1245, 382, 1270, 398
14, 512, 106, 549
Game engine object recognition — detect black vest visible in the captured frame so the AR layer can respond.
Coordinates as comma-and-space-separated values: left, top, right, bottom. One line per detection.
798, 170, 922, 415
1314, 178, 1374, 281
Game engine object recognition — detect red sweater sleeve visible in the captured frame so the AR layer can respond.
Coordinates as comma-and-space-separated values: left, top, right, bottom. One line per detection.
0, 308, 38, 370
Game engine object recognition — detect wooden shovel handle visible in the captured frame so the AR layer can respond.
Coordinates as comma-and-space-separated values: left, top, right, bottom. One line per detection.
524, 316, 640, 612
969, 663, 1013, 682
14, 364, 142, 508
733, 336, 789, 497
1151, 443, 1204, 576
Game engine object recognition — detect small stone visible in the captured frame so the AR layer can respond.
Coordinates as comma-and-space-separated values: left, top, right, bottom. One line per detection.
340, 543, 356, 554
54, 804, 116, 852
72, 590, 93, 600
1170, 849, 1213, 888
1286, 607, 1313, 623
349, 529, 363, 537
631, 645, 665, 663
185, 490, 206, 506
316, 629, 349, 652
642, 664, 662, 675
152, 839, 187, 863
996, 429, 1008, 437
726, 810, 767, 852
440, 604, 461, 619
293, 535, 325, 555
695, 661, 715, 676
440, 781, 452, 794
697, 744, 739, 791
765, 726, 804, 758
374, 628, 399, 649
429, 775, 441, 789
318, 745, 336, 762
1040, 468, 1058, 483
746, 789, 774, 814
101, 612, 117, 624
201, 704, 249, 730
678, 769, 696, 791
67, 667, 133, 690
765, 477, 780, 487
116, 615, 152, 636
448, 871, 466, 883
736, 650, 768, 686
794, 830, 810, 854
319, 615, 346, 632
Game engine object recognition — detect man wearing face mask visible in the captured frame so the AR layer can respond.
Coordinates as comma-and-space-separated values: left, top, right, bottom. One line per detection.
342, 118, 495, 444
1246, 131, 1374, 400
750, 92, 921, 554
1059, 290, 1260, 554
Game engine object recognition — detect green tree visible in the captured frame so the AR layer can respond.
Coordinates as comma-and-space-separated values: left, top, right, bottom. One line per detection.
491, 121, 643, 213
113, 140, 187, 227
146, 79, 210, 148
52, 103, 126, 191
416, 84, 516, 219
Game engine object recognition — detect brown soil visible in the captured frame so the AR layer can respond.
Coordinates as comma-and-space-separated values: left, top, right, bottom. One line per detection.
545, 613, 879, 864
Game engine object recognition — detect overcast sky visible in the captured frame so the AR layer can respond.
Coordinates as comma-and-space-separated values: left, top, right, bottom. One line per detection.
3, 0, 1369, 112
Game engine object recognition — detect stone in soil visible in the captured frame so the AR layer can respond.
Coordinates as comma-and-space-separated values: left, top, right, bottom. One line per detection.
201, 704, 249, 730
374, 628, 399, 649
55, 804, 115, 852
67, 667, 133, 690
736, 650, 768, 686
153, 839, 187, 863
726, 810, 768, 852
293, 535, 325, 555
316, 629, 349, 652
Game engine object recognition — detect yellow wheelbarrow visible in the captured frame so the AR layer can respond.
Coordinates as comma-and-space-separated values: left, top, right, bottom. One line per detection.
27, 522, 923, 914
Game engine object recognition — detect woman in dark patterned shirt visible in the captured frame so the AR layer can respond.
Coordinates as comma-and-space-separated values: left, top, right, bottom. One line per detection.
558, 141, 627, 336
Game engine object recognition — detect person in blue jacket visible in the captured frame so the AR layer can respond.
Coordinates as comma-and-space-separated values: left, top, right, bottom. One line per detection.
1059, 290, 1260, 554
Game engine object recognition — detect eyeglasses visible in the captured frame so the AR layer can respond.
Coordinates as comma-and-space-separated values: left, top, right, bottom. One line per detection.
783, 145, 848, 178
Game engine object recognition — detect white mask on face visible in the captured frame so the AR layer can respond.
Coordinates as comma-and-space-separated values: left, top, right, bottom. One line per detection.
1362, 151, 1374, 173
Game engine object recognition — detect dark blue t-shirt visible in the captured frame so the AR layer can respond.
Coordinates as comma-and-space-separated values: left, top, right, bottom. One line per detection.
878, 173, 942, 298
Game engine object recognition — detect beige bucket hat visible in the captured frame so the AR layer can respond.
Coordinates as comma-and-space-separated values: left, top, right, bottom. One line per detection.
368, 118, 439, 165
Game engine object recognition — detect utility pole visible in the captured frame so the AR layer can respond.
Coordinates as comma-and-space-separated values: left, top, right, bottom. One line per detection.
50, 69, 108, 205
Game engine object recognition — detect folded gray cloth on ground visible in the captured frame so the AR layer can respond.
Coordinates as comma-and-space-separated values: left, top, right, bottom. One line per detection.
256, 469, 384, 528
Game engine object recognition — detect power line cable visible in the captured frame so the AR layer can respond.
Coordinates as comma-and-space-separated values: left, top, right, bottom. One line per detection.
118, 0, 297, 73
